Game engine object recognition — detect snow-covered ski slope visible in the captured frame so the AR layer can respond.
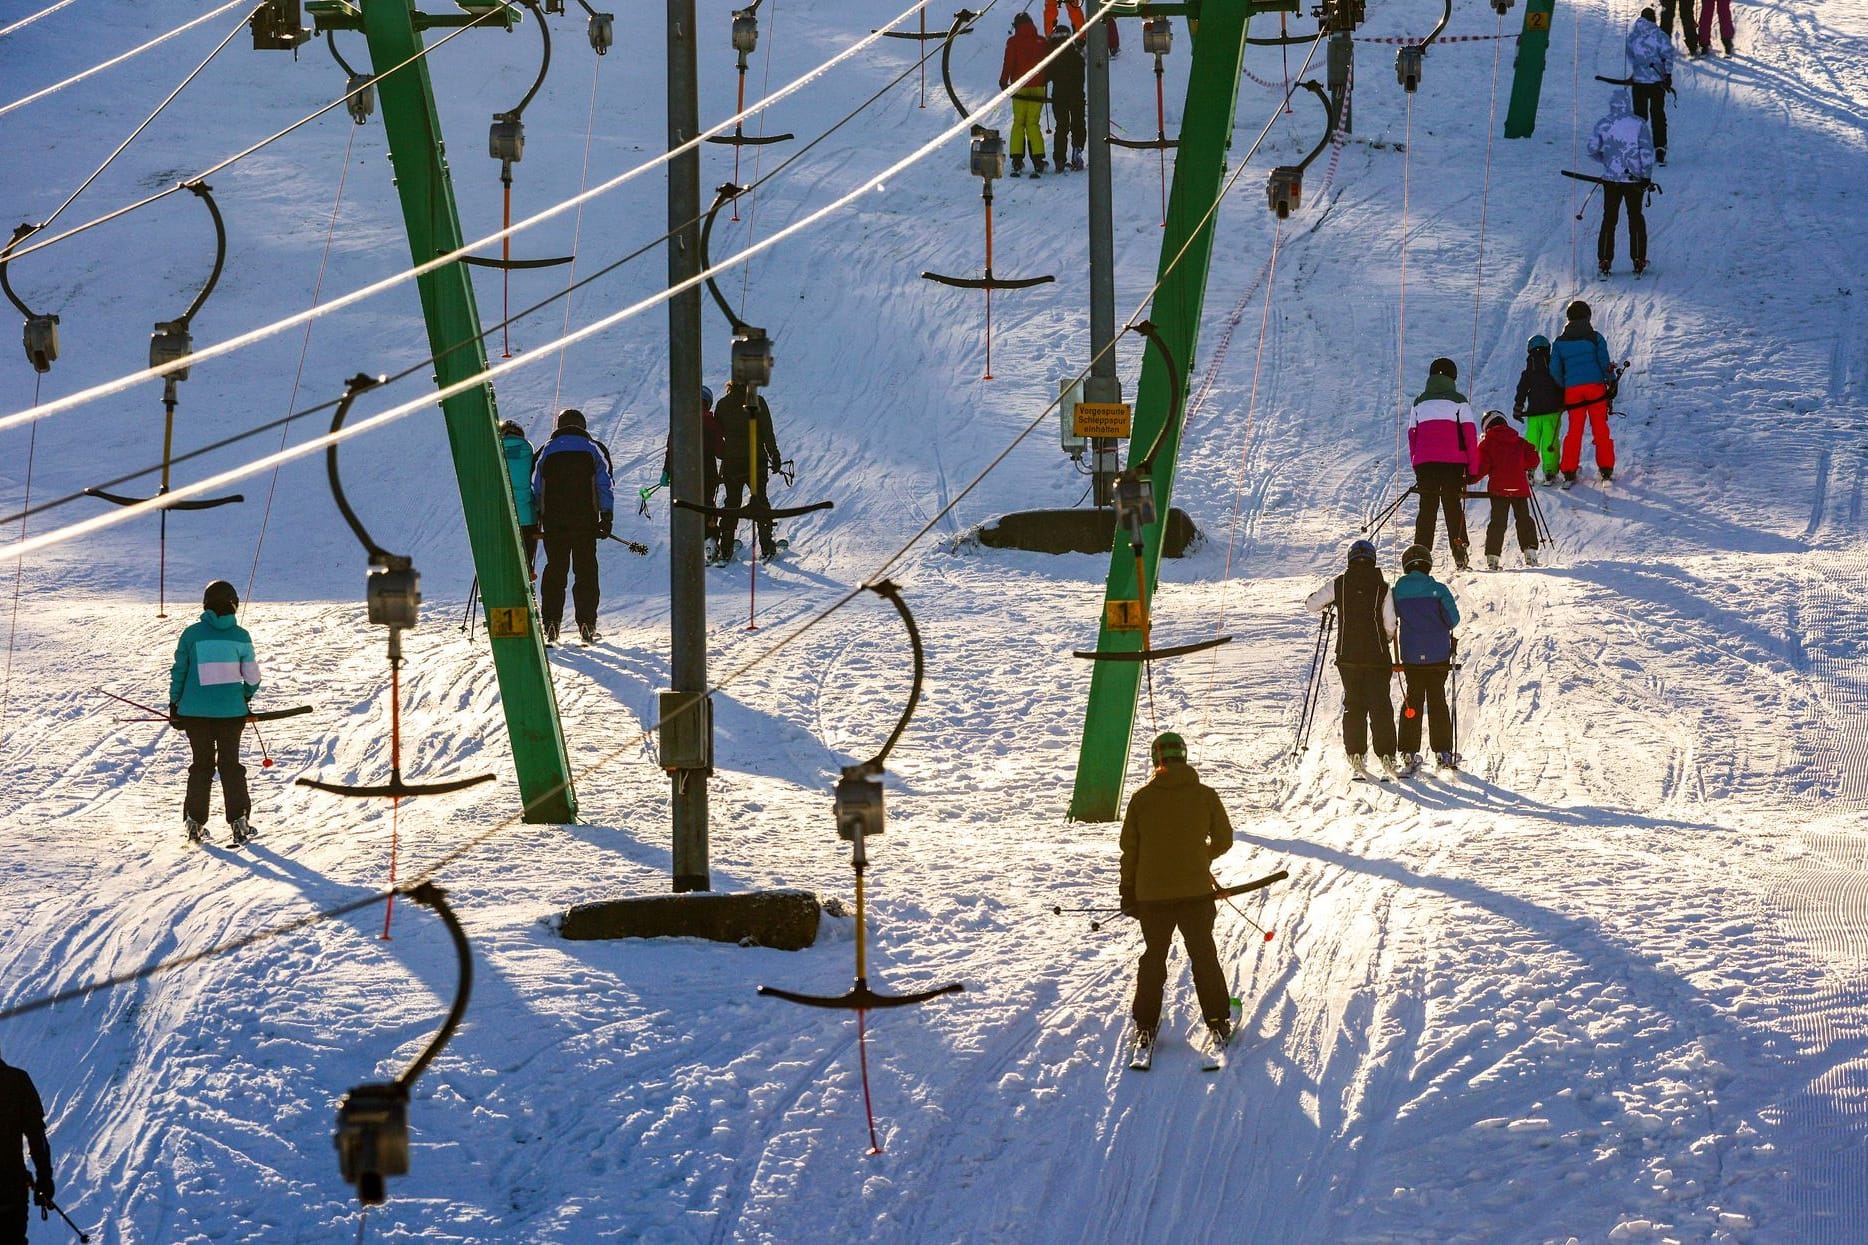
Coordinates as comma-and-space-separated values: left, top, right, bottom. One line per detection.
3, 0, 1866, 1240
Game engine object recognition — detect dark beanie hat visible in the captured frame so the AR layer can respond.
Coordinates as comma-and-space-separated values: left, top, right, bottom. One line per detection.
1429, 357, 1458, 380
556, 408, 586, 430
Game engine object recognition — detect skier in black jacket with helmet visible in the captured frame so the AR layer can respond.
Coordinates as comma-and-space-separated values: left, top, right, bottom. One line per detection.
1, 1047, 55, 1241
1305, 539, 1400, 780
531, 408, 614, 644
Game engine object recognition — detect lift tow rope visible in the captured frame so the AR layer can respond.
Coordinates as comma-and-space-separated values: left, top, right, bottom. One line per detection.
1468, 6, 1504, 383
0, 374, 41, 752
549, 52, 604, 422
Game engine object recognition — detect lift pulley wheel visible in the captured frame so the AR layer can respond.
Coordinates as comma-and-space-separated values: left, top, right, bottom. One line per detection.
835, 764, 885, 841
969, 126, 1006, 180
22, 315, 58, 374
346, 73, 375, 124
1396, 44, 1424, 92
489, 114, 524, 163
335, 1084, 408, 1207
732, 326, 774, 388
587, 12, 613, 54
1267, 165, 1302, 218
731, 7, 758, 53
1143, 16, 1172, 56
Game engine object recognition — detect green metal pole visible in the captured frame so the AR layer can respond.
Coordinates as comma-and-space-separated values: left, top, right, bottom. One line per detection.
357, 0, 576, 822
1067, 1, 1254, 822
1504, 0, 1558, 138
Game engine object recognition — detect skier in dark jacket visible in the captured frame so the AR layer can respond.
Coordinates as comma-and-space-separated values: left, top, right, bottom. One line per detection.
1119, 731, 1235, 1060
1471, 412, 1542, 569
1549, 300, 1618, 486
714, 380, 785, 562
168, 579, 261, 845
1660, 0, 1701, 56
1, 1048, 56, 1241
1047, 23, 1086, 170
531, 408, 614, 643
1305, 540, 1398, 780
1390, 544, 1461, 771
1512, 334, 1566, 484
499, 420, 540, 576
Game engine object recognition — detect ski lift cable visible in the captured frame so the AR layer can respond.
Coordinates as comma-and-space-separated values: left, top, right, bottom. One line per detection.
0, 0, 83, 40
1395, 89, 1413, 478
738, 0, 783, 309
0, 0, 522, 274
0, 17, 958, 537
0, 0, 1110, 564
0, 376, 42, 751
548, 52, 605, 420
0, 0, 939, 434
0, 0, 256, 120
1467, 4, 1505, 384
29, 5, 251, 242
0, 19, 1332, 1030
244, 122, 359, 617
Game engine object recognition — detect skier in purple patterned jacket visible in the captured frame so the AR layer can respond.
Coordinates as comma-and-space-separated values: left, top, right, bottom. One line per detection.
1587, 88, 1657, 275
1406, 357, 1482, 570
1625, 9, 1675, 164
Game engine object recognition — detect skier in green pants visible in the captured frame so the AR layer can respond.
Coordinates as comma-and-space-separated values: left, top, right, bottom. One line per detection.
1512, 334, 1566, 485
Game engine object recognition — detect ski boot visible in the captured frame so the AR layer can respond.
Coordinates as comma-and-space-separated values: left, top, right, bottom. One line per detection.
229, 816, 252, 847
1400, 753, 1423, 777
1485, 554, 1502, 571
1633, 258, 1648, 275
1524, 547, 1541, 567
1070, 149, 1085, 171
1029, 156, 1044, 179
1561, 471, 1577, 489
1452, 542, 1471, 572
1011, 155, 1025, 177
1598, 260, 1612, 277
1542, 470, 1558, 486
1656, 146, 1666, 166
1348, 753, 1373, 781
544, 620, 561, 644
1207, 1018, 1233, 1045
1436, 750, 1459, 771
1600, 466, 1615, 482
578, 621, 601, 645
1723, 38, 1734, 55
1377, 754, 1401, 781
184, 815, 207, 844
1128, 1024, 1156, 1070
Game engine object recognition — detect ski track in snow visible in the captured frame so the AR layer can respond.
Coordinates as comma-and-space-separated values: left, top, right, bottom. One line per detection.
3, 1, 1868, 1241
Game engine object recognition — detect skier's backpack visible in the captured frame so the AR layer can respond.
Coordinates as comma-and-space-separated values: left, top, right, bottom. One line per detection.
1395, 587, 1454, 665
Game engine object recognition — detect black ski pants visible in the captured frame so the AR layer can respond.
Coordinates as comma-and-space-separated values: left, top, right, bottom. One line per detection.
1412, 462, 1471, 562
1660, 0, 1701, 51
182, 715, 249, 824
1, 1197, 26, 1245
1338, 663, 1397, 758
1131, 897, 1230, 1030
1397, 665, 1453, 755
519, 524, 540, 578
1053, 96, 1085, 161
1485, 496, 1538, 558
721, 476, 777, 556
540, 532, 600, 629
1598, 181, 1648, 268
1632, 82, 1668, 154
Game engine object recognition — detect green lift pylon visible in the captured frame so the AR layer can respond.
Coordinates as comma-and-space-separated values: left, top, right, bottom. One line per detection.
1504, 0, 1559, 138
1069, 0, 1292, 822
303, 0, 577, 822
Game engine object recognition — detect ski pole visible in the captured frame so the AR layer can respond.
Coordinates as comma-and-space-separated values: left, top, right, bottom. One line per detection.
1051, 902, 1123, 932
1361, 486, 1417, 537
35, 1189, 91, 1243
1573, 181, 1600, 221
459, 577, 478, 638
1210, 870, 1278, 942
1292, 607, 1333, 757
248, 714, 275, 770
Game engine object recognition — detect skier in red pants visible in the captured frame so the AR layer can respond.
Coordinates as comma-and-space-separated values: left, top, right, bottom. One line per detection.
1548, 300, 1618, 487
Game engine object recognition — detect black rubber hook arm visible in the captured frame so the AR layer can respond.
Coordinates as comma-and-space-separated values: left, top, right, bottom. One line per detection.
862, 579, 923, 771
1293, 79, 1335, 173
394, 882, 474, 1091
0, 223, 46, 321
175, 180, 227, 330
699, 182, 751, 335
326, 372, 404, 568
939, 9, 982, 121
1128, 319, 1185, 475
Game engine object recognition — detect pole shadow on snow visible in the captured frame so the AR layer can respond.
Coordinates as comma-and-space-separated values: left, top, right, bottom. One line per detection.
1383, 772, 1734, 837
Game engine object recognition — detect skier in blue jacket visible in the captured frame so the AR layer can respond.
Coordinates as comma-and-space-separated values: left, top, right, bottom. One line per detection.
531, 408, 615, 644
1386, 544, 1461, 772
499, 420, 540, 577
168, 579, 262, 844
1549, 300, 1619, 485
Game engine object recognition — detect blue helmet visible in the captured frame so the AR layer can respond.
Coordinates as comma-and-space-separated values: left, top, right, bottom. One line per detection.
1347, 539, 1377, 565
700, 385, 714, 407
1527, 334, 1550, 352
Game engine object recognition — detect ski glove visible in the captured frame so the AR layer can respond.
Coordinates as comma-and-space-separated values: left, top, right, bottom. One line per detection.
1119, 891, 1138, 919
168, 702, 182, 729
33, 1172, 53, 1205
596, 511, 614, 540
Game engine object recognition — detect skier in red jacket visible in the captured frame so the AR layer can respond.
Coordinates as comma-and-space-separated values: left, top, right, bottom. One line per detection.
1470, 411, 1543, 569
999, 13, 1050, 177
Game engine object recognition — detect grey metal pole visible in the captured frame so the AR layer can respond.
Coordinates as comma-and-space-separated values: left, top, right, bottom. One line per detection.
667, 0, 710, 892
1085, 16, 1121, 507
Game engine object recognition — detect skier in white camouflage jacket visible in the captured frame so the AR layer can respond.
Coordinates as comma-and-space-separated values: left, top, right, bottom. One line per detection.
1586, 89, 1657, 275
1625, 9, 1675, 164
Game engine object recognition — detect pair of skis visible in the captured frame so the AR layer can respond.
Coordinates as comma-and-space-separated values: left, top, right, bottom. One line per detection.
1129, 1024, 1233, 1072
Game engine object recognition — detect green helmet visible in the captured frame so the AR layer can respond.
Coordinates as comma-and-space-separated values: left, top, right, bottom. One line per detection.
1151, 731, 1188, 766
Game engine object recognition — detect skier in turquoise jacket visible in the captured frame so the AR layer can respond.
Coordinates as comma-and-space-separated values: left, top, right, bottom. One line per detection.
168, 579, 262, 845
1386, 545, 1462, 771
500, 420, 540, 576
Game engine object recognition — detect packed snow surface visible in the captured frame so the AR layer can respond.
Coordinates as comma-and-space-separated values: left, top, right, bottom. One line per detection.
3, 1, 1866, 1241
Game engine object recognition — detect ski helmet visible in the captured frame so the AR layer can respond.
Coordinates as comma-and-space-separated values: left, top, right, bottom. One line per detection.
1347, 539, 1377, 565
203, 580, 240, 616
556, 407, 587, 431
498, 419, 525, 439
700, 385, 714, 408
1401, 544, 1432, 574
1151, 731, 1188, 767
1527, 334, 1550, 353
1428, 356, 1458, 380
1566, 299, 1592, 322
1483, 410, 1508, 431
